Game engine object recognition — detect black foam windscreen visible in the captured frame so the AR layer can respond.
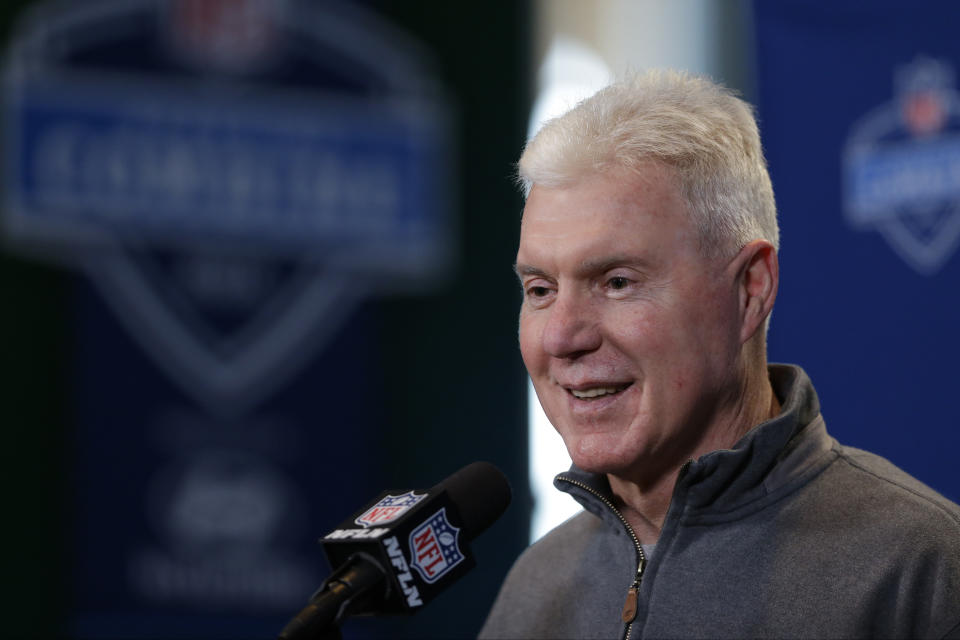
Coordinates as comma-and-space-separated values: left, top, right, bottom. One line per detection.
434, 461, 511, 541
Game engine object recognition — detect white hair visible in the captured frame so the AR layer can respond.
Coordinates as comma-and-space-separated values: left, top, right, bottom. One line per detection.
518, 70, 779, 258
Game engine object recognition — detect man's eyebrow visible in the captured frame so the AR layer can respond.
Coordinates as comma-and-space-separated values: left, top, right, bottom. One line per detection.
513, 263, 550, 279
513, 255, 652, 280
579, 254, 652, 273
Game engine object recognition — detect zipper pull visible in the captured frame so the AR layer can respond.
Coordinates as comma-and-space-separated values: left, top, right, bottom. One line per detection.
622, 553, 646, 623
621, 583, 639, 623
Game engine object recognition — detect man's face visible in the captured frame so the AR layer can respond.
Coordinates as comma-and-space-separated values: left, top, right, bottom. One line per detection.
516, 164, 745, 478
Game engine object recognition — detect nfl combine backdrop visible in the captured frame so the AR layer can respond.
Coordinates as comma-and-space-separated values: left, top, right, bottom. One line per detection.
754, 0, 960, 505
0, 1, 531, 638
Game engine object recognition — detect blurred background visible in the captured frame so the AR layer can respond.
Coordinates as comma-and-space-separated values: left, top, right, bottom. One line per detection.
2, 1, 959, 638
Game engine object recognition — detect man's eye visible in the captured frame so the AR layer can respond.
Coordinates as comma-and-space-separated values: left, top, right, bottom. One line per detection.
528, 286, 550, 297
608, 277, 630, 290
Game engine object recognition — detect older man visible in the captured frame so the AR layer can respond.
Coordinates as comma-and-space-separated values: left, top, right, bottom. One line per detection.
480, 71, 960, 639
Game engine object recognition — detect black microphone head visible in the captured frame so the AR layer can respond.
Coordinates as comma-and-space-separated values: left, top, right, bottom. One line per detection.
434, 461, 511, 541
316, 461, 512, 617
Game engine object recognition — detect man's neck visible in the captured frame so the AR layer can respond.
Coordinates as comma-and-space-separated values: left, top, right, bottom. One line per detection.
607, 367, 781, 545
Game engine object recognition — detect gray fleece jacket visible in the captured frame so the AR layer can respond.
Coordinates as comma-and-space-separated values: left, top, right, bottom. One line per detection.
480, 365, 960, 639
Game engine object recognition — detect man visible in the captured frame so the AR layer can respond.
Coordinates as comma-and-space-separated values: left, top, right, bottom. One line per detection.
480, 70, 960, 639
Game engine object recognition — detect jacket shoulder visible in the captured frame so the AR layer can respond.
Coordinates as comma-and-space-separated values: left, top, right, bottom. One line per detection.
833, 444, 960, 529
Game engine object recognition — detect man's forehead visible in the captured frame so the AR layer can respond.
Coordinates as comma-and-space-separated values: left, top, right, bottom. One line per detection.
521, 170, 688, 229
516, 163, 701, 275
521, 164, 684, 222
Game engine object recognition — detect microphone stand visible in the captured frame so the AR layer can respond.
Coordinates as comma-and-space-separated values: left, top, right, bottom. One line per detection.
278, 554, 387, 640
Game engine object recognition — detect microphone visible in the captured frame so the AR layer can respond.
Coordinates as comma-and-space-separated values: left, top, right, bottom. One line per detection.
278, 461, 511, 640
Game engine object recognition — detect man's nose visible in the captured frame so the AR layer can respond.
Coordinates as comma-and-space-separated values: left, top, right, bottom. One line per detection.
541, 290, 601, 359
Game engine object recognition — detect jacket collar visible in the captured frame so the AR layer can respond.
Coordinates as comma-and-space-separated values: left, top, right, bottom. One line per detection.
555, 364, 833, 521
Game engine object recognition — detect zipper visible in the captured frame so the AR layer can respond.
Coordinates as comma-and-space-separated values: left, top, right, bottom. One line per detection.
556, 461, 694, 640
555, 476, 646, 640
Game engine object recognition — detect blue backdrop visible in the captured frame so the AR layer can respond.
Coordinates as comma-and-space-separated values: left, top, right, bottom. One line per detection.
0, 1, 531, 638
755, 0, 960, 503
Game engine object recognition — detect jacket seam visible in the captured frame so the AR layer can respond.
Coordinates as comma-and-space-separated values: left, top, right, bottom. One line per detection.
835, 451, 960, 528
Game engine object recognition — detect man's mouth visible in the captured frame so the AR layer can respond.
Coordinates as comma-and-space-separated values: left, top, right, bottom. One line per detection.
568, 383, 632, 399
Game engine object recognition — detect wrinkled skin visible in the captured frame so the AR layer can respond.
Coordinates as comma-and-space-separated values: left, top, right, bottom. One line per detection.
516, 163, 777, 496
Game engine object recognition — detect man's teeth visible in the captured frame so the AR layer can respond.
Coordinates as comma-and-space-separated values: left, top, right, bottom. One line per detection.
570, 386, 623, 399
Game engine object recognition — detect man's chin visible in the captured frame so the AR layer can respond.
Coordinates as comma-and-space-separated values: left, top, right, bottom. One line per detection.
566, 439, 640, 477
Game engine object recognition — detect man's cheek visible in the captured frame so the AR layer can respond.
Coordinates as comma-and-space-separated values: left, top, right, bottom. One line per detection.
517, 318, 542, 367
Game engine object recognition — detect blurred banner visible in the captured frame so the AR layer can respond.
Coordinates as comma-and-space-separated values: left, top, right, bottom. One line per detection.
755, 1, 960, 503
1, 0, 530, 638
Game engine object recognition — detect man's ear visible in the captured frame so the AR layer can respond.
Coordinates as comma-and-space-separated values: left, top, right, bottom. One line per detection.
735, 240, 779, 345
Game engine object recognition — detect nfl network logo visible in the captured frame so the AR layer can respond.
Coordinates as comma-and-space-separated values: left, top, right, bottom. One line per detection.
843, 56, 960, 275
354, 491, 426, 528
408, 508, 464, 584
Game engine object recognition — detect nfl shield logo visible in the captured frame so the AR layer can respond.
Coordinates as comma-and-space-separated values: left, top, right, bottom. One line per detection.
354, 491, 425, 528
843, 56, 960, 275
408, 508, 464, 584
